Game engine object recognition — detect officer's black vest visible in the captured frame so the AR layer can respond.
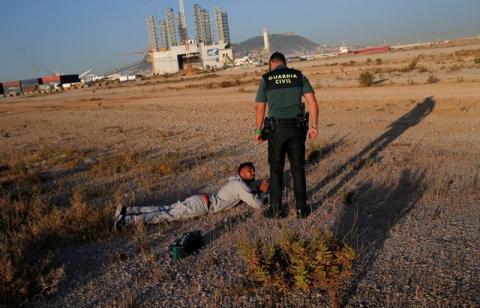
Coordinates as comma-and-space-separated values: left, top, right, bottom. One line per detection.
262, 67, 303, 91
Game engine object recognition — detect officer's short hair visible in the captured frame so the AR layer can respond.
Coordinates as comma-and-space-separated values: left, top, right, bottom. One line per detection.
238, 162, 255, 174
269, 52, 286, 64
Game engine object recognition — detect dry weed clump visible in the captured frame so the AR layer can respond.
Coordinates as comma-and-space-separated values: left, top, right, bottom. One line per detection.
447, 64, 462, 73
220, 81, 235, 88
417, 66, 428, 73
0, 190, 114, 305
473, 55, 480, 64
358, 71, 375, 87
400, 57, 419, 73
237, 229, 355, 307
426, 75, 440, 84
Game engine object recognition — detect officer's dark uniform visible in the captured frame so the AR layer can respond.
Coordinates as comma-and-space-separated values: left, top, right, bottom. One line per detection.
255, 64, 315, 217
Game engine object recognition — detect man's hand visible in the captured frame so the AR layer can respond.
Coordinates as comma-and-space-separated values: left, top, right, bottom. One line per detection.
308, 127, 318, 139
259, 179, 269, 193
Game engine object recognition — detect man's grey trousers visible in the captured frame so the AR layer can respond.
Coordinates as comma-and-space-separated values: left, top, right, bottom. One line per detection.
125, 195, 209, 225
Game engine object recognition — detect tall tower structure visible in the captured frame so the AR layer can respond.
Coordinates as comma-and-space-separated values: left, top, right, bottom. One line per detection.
159, 20, 168, 49
193, 4, 203, 42
178, 0, 188, 44
146, 16, 159, 52
165, 8, 177, 47
194, 4, 213, 45
201, 9, 212, 45
263, 29, 270, 55
214, 6, 230, 44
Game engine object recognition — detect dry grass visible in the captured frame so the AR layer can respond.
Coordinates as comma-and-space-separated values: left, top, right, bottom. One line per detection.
0, 190, 113, 305
0, 144, 185, 305
426, 74, 440, 84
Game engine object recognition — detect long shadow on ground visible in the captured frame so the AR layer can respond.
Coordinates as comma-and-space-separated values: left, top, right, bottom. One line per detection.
307, 96, 435, 210
336, 168, 427, 305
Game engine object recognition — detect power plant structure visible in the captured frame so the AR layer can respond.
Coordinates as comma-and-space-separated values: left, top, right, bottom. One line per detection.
147, 2, 233, 75
263, 29, 271, 56
214, 6, 230, 44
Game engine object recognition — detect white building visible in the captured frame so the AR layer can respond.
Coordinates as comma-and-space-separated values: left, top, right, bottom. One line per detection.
150, 40, 233, 74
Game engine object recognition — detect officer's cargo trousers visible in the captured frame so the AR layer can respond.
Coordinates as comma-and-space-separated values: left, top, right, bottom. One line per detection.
268, 123, 307, 212
124, 195, 209, 225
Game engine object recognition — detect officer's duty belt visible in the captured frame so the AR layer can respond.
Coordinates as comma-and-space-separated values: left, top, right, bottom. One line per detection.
273, 118, 297, 125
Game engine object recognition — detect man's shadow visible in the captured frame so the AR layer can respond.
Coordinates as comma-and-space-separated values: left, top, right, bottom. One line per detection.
307, 96, 435, 209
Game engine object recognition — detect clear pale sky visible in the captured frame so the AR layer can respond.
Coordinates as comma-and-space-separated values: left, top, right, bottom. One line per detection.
1, 0, 479, 81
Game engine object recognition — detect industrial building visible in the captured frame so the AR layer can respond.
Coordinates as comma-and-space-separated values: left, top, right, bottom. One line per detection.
148, 1, 233, 75
150, 40, 233, 74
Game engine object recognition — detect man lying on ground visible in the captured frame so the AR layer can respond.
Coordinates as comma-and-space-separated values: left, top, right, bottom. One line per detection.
114, 162, 269, 230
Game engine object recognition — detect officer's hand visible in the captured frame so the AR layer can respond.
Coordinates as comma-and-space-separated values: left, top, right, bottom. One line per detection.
255, 134, 264, 143
308, 127, 318, 139
259, 179, 269, 193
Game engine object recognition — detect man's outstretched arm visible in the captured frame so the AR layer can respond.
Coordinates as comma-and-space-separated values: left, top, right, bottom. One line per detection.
237, 179, 268, 209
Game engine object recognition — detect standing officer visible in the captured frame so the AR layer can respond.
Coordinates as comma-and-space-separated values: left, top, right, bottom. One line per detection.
255, 52, 319, 218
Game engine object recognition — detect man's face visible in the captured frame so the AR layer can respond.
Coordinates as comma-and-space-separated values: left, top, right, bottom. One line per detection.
239, 166, 255, 182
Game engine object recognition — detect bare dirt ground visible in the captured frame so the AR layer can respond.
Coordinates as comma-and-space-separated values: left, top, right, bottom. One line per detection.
1, 39, 479, 306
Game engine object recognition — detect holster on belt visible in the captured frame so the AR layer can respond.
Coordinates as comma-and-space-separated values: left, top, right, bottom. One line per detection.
261, 117, 274, 140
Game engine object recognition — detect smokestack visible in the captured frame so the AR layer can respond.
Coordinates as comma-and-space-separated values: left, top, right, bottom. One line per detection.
263, 29, 270, 55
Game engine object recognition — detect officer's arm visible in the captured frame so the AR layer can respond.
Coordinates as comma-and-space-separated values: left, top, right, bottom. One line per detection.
255, 78, 267, 133
304, 92, 318, 129
255, 102, 266, 131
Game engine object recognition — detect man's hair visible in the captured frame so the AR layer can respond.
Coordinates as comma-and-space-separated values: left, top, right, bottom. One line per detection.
237, 162, 255, 174
269, 51, 286, 64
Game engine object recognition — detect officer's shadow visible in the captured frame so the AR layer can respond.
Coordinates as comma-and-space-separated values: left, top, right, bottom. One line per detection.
336, 168, 427, 304
306, 96, 435, 211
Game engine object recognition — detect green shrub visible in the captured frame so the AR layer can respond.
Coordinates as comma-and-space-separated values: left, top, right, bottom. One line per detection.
358, 71, 375, 87
238, 229, 355, 307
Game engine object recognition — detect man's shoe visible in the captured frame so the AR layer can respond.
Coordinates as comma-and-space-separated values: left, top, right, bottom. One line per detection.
114, 203, 127, 231
296, 207, 311, 219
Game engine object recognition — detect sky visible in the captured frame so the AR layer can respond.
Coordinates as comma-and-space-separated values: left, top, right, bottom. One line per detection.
1, 0, 479, 81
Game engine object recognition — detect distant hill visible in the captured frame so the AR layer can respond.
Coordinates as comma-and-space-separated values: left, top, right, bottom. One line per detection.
233, 33, 320, 57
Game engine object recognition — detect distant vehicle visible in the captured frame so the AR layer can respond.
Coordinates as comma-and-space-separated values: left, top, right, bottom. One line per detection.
234, 56, 253, 66
299, 55, 315, 61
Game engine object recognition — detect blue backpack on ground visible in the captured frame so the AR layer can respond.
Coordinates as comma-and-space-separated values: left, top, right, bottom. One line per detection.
170, 230, 203, 260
